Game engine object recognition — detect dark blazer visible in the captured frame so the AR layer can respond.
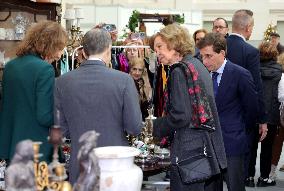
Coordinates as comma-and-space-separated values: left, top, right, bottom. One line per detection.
215, 61, 258, 156
54, 60, 143, 184
153, 55, 227, 190
0, 54, 54, 162
227, 34, 266, 124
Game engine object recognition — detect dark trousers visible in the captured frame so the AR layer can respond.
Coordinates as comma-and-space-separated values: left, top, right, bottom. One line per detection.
170, 165, 223, 191
223, 155, 245, 191
247, 124, 277, 178
244, 124, 259, 179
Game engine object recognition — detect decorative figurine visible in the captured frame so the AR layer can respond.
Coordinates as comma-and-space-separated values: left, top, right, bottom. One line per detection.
12, 13, 29, 40
73, 130, 100, 191
0, 159, 6, 190
5, 139, 36, 191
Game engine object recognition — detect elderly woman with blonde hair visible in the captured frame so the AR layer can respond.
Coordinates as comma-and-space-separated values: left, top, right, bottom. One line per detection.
123, 33, 154, 86
152, 23, 227, 190
128, 57, 152, 120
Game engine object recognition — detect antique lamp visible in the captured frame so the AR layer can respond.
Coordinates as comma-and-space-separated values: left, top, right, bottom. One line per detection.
64, 8, 84, 55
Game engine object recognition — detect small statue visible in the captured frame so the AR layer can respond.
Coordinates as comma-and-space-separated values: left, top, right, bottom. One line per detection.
0, 159, 6, 190
73, 131, 100, 191
5, 139, 36, 191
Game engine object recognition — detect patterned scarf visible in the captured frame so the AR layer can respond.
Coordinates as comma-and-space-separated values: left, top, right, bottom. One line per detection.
170, 61, 216, 131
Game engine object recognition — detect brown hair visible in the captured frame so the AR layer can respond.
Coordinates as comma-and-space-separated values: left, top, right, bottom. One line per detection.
155, 23, 195, 57
213, 18, 229, 28
259, 41, 279, 61
196, 33, 226, 54
193, 29, 208, 43
16, 20, 67, 59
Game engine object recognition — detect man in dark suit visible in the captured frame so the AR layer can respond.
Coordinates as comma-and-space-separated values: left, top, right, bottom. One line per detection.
198, 33, 258, 191
226, 9, 268, 186
54, 28, 143, 184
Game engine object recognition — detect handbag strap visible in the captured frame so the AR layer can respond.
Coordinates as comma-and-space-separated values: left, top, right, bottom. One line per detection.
176, 144, 211, 165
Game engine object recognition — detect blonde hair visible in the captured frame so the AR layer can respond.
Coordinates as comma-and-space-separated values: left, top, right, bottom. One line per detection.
16, 20, 67, 59
156, 23, 195, 57
128, 57, 152, 101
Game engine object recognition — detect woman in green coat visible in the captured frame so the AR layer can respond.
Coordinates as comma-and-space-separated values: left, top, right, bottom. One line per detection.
0, 21, 67, 162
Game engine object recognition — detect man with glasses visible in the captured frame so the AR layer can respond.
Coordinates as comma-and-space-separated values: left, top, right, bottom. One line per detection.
212, 17, 229, 38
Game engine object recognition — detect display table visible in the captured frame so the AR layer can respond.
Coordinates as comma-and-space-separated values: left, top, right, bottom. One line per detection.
139, 158, 170, 181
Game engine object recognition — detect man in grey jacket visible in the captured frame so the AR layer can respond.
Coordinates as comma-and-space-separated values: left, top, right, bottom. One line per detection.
54, 28, 143, 184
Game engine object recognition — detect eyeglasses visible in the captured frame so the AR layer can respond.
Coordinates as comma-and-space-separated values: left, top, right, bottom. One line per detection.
213, 26, 227, 30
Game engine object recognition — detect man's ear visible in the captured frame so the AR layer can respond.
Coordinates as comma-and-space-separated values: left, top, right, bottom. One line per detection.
245, 24, 251, 33
220, 49, 226, 57
82, 49, 88, 59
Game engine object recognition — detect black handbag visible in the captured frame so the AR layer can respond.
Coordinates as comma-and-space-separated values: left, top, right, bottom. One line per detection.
176, 144, 213, 184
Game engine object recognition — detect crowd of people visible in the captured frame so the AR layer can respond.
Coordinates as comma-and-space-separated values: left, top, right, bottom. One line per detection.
0, 8, 284, 191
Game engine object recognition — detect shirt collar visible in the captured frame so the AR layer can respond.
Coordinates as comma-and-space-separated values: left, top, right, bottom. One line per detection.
230, 33, 246, 41
88, 56, 104, 62
215, 59, 227, 74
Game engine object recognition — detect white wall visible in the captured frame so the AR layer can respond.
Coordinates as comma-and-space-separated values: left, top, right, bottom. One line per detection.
64, 4, 202, 38
61, 0, 284, 41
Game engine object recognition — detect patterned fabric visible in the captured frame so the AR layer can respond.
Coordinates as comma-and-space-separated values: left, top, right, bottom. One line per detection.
118, 53, 129, 73
174, 61, 216, 131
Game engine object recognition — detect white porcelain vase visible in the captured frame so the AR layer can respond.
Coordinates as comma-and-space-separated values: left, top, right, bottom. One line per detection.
94, 146, 143, 191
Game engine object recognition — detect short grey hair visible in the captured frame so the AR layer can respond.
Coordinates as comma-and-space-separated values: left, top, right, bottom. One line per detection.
232, 9, 254, 31
82, 28, 112, 56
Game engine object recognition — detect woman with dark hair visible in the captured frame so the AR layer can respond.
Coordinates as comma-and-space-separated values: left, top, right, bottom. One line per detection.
254, 41, 282, 186
0, 20, 67, 162
152, 23, 227, 191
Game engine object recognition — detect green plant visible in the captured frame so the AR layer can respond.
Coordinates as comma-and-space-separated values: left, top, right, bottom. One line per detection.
128, 10, 140, 32
173, 14, 185, 24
